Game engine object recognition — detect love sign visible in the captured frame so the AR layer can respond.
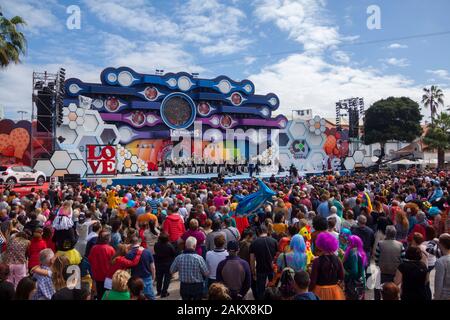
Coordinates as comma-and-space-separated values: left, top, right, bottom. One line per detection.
86, 145, 116, 176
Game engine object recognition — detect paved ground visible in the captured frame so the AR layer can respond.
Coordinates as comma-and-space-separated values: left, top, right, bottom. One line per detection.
156, 262, 436, 300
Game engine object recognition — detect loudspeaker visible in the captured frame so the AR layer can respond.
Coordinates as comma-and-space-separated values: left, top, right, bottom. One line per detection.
64, 174, 80, 185
36, 87, 53, 132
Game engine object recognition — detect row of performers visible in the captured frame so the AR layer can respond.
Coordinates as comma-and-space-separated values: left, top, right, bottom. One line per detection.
156, 158, 271, 176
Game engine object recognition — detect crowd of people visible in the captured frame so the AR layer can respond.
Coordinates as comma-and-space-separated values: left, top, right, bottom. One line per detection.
0, 167, 449, 300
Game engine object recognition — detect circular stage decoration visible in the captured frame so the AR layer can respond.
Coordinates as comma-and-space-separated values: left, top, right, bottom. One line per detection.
160, 92, 196, 129
197, 102, 211, 116
131, 111, 146, 126
104, 97, 120, 112
144, 86, 158, 101
220, 115, 233, 128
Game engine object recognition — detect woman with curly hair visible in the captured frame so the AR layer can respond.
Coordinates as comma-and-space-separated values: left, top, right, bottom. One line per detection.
102, 270, 131, 300
309, 232, 345, 300
208, 282, 231, 300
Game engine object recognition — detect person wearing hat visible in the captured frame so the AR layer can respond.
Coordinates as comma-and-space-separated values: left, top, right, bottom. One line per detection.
216, 240, 251, 300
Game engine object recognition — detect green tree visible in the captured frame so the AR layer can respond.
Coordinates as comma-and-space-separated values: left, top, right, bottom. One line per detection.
0, 7, 27, 68
363, 97, 423, 164
422, 85, 444, 123
423, 112, 450, 169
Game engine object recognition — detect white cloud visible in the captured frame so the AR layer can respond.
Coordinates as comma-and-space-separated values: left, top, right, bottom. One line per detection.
244, 56, 257, 65
253, 0, 343, 52
426, 69, 450, 81
84, 0, 180, 38
177, 0, 247, 42
332, 50, 351, 64
388, 43, 408, 49
1, 0, 61, 35
248, 53, 442, 118
382, 58, 410, 67
200, 37, 252, 56
84, 0, 251, 56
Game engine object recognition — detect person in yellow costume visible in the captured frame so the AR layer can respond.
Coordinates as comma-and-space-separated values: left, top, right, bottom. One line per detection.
107, 188, 120, 210
299, 225, 315, 265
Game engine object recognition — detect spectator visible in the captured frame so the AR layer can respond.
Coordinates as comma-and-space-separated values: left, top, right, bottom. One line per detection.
125, 236, 156, 300
3, 231, 29, 288
293, 270, 319, 300
32, 248, 55, 300
381, 282, 400, 300
0, 263, 15, 300
162, 206, 186, 247
394, 246, 430, 300
205, 234, 228, 287
374, 225, 405, 300
351, 215, 375, 262
14, 276, 36, 300
102, 270, 130, 300
434, 233, 450, 300
154, 232, 176, 298
249, 224, 278, 300
88, 231, 115, 299
216, 240, 251, 300
181, 219, 206, 256
170, 236, 209, 300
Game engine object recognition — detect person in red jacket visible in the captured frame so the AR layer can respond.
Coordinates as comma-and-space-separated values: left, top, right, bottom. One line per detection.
88, 230, 116, 299
162, 206, 185, 248
27, 228, 47, 271
104, 243, 143, 290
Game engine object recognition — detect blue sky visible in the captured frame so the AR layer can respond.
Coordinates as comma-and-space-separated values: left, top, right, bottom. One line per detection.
1, 0, 449, 121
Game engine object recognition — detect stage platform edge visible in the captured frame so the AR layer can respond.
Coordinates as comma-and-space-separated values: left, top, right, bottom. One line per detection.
81, 170, 352, 186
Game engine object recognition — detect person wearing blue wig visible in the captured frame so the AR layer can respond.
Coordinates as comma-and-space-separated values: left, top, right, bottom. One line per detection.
276, 234, 307, 272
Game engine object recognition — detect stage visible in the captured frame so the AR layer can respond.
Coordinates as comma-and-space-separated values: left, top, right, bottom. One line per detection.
81, 170, 352, 186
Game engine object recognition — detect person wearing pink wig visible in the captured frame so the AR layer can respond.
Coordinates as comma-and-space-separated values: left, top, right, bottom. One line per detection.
343, 235, 367, 300
309, 232, 345, 300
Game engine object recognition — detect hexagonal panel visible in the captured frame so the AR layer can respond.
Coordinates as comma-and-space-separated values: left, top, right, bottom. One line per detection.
353, 150, 364, 163
67, 159, 87, 177
74, 135, 103, 155
279, 132, 290, 147
68, 103, 77, 112
309, 152, 326, 170
50, 151, 72, 170
82, 113, 100, 133
288, 121, 307, 138
56, 125, 78, 145
362, 156, 374, 167
308, 133, 325, 148
344, 157, 356, 170
34, 160, 55, 177
99, 125, 120, 145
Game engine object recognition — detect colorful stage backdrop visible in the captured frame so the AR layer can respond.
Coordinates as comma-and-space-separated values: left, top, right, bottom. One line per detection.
26, 67, 408, 178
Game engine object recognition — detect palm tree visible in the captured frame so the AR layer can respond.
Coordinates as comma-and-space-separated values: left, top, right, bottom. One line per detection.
423, 112, 450, 169
0, 7, 27, 68
422, 85, 444, 123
